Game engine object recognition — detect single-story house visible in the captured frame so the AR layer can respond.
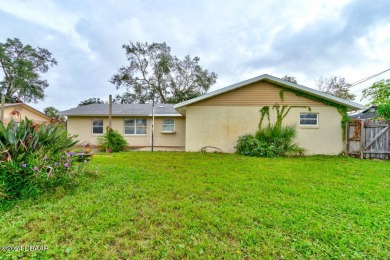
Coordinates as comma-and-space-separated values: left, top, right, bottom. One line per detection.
1, 103, 51, 124
59, 103, 186, 149
59, 74, 364, 154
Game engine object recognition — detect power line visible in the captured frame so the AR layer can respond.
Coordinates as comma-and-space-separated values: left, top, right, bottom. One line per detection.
350, 68, 390, 94
351, 68, 390, 86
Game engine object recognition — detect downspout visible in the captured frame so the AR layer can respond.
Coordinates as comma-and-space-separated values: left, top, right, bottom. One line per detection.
151, 95, 155, 152
109, 95, 112, 129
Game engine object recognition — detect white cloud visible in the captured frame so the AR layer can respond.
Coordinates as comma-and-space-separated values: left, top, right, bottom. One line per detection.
0, 0, 94, 56
0, 0, 389, 112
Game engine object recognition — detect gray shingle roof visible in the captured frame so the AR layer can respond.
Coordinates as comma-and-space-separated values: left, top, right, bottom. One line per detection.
59, 104, 181, 117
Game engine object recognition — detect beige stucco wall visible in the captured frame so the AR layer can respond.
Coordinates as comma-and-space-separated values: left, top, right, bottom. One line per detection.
2, 105, 50, 124
66, 116, 186, 148
185, 106, 343, 155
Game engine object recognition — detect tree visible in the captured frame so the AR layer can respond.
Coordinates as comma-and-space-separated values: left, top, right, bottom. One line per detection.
44, 106, 65, 123
43, 106, 59, 117
78, 98, 106, 107
110, 41, 217, 104
282, 75, 297, 84
0, 38, 57, 103
362, 79, 390, 119
361, 79, 390, 105
315, 76, 356, 101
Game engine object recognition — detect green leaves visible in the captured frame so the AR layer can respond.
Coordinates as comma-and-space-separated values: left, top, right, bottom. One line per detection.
0, 119, 79, 201
362, 79, 390, 120
362, 79, 390, 106
111, 41, 217, 104
0, 38, 57, 103
98, 127, 128, 152
236, 124, 304, 157
377, 100, 390, 120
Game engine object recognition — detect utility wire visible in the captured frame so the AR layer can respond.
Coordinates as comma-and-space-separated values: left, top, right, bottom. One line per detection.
350, 68, 390, 94
351, 68, 390, 86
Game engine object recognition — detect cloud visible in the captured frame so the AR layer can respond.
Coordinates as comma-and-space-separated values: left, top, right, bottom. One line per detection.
0, 0, 389, 111
0, 0, 94, 56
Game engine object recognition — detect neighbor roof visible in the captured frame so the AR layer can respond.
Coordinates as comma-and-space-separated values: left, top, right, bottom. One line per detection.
59, 103, 182, 117
349, 106, 378, 119
4, 103, 51, 120
174, 74, 365, 111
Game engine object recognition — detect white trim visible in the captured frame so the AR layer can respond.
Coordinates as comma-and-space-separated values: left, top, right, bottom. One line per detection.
173, 74, 365, 111
61, 114, 182, 117
147, 114, 182, 117
92, 118, 104, 135
123, 118, 147, 135
299, 112, 319, 127
162, 118, 175, 132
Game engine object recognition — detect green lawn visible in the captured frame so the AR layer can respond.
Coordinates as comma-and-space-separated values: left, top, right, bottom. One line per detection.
1, 152, 389, 259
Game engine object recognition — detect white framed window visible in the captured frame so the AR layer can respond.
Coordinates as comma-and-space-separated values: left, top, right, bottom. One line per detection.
300, 113, 318, 126
124, 118, 147, 135
162, 119, 175, 132
92, 119, 104, 134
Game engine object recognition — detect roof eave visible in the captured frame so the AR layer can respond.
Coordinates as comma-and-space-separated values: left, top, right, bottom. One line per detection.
60, 113, 182, 117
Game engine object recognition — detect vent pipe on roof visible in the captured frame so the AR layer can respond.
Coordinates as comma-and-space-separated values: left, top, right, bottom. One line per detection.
109, 95, 112, 129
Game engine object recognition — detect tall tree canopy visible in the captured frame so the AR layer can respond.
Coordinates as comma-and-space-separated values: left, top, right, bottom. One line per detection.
0, 38, 57, 103
282, 75, 297, 84
315, 76, 356, 101
78, 98, 106, 107
110, 42, 217, 104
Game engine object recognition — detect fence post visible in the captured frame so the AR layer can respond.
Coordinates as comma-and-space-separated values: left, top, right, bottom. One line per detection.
360, 119, 365, 159
345, 122, 349, 156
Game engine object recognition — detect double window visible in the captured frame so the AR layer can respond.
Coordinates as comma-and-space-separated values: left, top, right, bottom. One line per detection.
162, 119, 175, 132
300, 113, 318, 126
92, 119, 104, 134
124, 119, 147, 135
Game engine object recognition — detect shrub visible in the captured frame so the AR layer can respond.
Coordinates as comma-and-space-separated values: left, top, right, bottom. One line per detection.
377, 100, 390, 120
236, 124, 304, 157
98, 127, 128, 152
0, 119, 89, 202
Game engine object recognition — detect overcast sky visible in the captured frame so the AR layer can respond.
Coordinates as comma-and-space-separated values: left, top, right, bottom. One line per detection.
1, 0, 389, 112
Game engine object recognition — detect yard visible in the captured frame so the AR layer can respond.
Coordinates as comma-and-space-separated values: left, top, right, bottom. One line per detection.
0, 152, 389, 259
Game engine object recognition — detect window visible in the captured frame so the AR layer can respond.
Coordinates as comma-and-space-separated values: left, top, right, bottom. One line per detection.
124, 119, 147, 135
92, 119, 103, 134
300, 113, 318, 126
162, 119, 175, 132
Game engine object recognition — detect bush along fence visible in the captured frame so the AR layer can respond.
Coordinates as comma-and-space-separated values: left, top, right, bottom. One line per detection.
346, 119, 389, 160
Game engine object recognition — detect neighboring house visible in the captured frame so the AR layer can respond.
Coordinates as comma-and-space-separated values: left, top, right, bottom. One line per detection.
59, 104, 185, 149
1, 103, 51, 124
59, 74, 364, 154
349, 106, 378, 120
174, 74, 364, 155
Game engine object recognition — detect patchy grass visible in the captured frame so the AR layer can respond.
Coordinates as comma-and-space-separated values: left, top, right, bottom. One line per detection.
0, 152, 389, 259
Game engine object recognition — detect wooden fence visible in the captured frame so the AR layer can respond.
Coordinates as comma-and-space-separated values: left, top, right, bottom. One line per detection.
346, 119, 389, 160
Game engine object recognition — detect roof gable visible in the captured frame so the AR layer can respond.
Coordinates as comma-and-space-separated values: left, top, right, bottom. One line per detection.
4, 103, 50, 121
193, 81, 327, 107
174, 74, 364, 111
